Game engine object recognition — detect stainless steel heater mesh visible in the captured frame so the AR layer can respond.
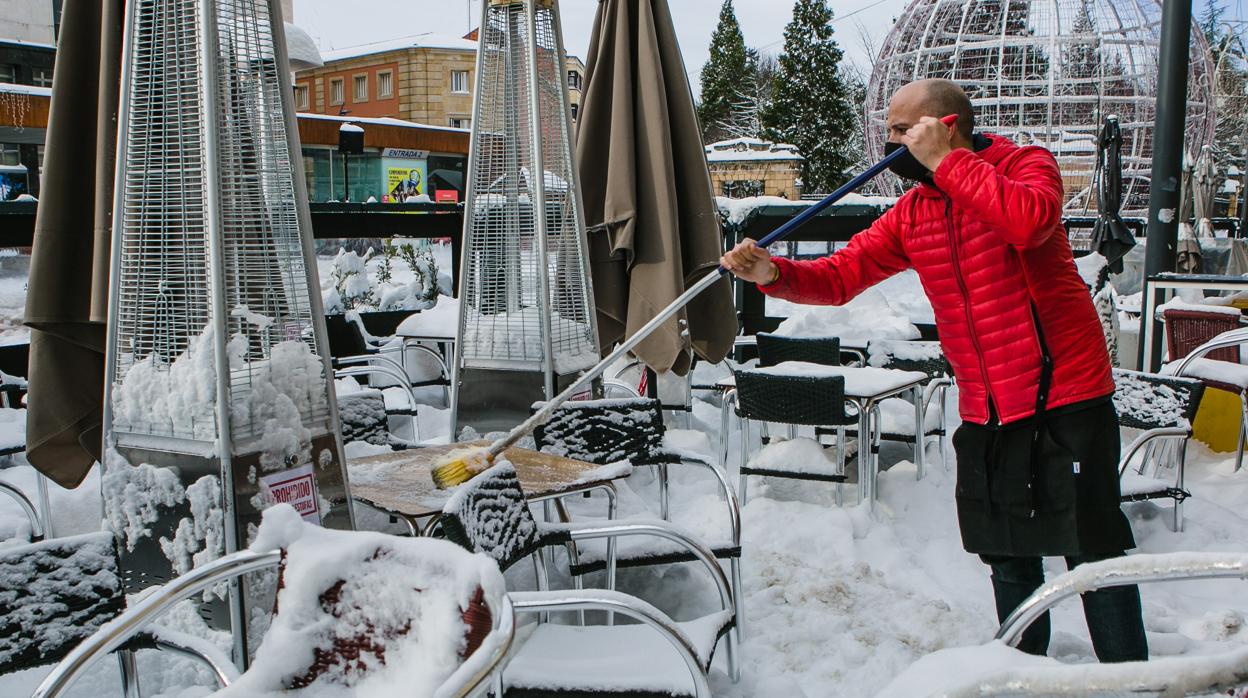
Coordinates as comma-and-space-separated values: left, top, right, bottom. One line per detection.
453, 0, 599, 434
102, 0, 351, 665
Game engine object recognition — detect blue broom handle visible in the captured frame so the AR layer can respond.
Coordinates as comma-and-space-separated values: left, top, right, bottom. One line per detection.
744, 146, 909, 256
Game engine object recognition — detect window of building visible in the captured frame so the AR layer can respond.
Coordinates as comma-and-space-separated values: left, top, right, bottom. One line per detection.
567, 70, 581, 90
449, 117, 470, 129
0, 65, 15, 84
570, 103, 578, 121
722, 179, 764, 199
294, 84, 310, 110
377, 70, 393, 98
450, 70, 469, 94
0, 144, 19, 167
329, 78, 344, 105
32, 67, 52, 87
353, 74, 368, 102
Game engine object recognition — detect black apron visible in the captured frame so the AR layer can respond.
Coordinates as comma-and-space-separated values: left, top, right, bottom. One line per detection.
953, 312, 1135, 557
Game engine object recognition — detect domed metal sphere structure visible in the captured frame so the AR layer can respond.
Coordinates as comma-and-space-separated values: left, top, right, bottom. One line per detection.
865, 0, 1215, 215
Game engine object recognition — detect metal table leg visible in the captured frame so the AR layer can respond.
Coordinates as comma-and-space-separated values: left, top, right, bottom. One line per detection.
914, 385, 925, 481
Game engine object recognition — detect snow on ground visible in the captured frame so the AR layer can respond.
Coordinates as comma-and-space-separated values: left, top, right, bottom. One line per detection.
2, 260, 1248, 695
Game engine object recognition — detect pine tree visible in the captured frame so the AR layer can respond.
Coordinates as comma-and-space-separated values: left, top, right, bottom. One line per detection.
698, 0, 755, 143
761, 0, 858, 193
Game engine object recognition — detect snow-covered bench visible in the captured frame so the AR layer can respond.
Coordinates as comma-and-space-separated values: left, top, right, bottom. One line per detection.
439, 462, 734, 695
1112, 368, 1206, 532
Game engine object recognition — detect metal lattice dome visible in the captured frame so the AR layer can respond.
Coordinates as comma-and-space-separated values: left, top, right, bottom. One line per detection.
865, 0, 1216, 214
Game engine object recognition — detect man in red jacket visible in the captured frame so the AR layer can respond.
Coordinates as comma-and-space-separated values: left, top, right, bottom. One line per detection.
722, 79, 1146, 661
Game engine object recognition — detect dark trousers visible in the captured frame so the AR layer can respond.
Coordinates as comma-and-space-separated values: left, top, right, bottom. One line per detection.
981, 552, 1148, 662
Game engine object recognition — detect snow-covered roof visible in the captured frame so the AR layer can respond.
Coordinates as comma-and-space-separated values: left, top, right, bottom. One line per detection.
320, 33, 477, 63
0, 39, 55, 50
297, 112, 469, 133
0, 83, 51, 97
705, 137, 804, 163
339, 122, 364, 133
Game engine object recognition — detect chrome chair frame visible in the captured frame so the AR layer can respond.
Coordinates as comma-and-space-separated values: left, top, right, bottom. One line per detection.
34, 548, 516, 698
1172, 327, 1248, 473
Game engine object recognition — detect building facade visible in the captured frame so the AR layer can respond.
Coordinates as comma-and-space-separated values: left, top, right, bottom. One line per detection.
294, 31, 585, 130
705, 138, 803, 199
0, 37, 55, 200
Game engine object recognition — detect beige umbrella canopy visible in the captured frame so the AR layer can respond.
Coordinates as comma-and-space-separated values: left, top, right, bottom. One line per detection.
576, 0, 736, 377
23, 0, 123, 488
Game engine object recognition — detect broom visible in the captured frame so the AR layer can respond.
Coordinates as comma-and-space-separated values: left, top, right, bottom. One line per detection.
431, 115, 958, 488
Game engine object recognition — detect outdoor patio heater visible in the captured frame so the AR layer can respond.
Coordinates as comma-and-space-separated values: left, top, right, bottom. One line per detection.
452, 0, 600, 435
101, 0, 352, 664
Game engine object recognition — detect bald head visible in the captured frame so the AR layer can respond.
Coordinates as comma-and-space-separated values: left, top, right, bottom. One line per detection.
887, 78, 975, 145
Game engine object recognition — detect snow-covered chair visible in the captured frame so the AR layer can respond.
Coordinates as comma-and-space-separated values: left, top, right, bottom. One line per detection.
439, 462, 735, 695
1163, 326, 1248, 473
34, 506, 515, 698
531, 398, 742, 632
889, 553, 1248, 697
733, 370, 855, 505
858, 339, 953, 476
1112, 368, 1205, 532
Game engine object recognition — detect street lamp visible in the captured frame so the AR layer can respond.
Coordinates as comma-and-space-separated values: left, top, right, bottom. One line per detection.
338, 122, 364, 202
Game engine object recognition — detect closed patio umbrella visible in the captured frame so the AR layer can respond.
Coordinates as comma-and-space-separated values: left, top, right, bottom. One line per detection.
1090, 116, 1136, 275
23, 0, 123, 488
576, 0, 736, 376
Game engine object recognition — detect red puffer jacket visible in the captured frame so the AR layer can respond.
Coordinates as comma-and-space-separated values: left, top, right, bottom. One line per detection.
759, 134, 1113, 425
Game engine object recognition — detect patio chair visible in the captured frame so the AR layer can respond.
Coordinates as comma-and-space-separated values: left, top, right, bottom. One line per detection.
326, 312, 452, 404
756, 332, 857, 367
532, 398, 741, 629
33, 514, 515, 698
1164, 326, 1248, 473
334, 362, 422, 445
439, 462, 736, 695
733, 369, 856, 506
1163, 306, 1243, 363
942, 552, 1248, 697
1111, 368, 1205, 531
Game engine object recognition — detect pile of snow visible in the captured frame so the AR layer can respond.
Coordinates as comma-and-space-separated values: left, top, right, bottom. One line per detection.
1156, 296, 1244, 318
867, 339, 944, 368
1163, 357, 1248, 390
396, 296, 461, 339
225, 505, 505, 696
770, 273, 931, 343
747, 437, 839, 476
111, 326, 233, 439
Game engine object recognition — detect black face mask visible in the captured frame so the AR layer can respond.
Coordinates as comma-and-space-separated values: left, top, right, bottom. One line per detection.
883, 141, 932, 182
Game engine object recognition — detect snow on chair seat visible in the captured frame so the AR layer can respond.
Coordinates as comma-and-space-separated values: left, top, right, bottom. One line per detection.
502, 602, 732, 698
439, 462, 737, 692
1163, 357, 1248, 391
1111, 369, 1205, 532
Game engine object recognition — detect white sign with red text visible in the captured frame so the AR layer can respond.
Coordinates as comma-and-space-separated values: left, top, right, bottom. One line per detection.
260, 463, 322, 525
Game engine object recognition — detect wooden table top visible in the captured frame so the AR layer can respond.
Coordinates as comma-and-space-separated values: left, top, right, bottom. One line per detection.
348, 441, 630, 519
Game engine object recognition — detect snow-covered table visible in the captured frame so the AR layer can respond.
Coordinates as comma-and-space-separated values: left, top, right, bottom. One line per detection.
721, 362, 928, 511
348, 442, 631, 535
395, 298, 459, 381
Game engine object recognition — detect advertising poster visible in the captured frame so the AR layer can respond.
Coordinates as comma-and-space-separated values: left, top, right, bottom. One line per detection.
383, 148, 428, 202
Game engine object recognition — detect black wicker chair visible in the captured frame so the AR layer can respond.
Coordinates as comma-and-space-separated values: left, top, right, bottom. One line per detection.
732, 369, 856, 505
441, 462, 739, 695
532, 398, 741, 618
1112, 368, 1206, 531
756, 332, 853, 367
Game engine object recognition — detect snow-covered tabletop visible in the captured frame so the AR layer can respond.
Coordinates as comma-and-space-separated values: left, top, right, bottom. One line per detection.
1163, 357, 1248, 390
347, 441, 631, 521
721, 362, 927, 398
395, 297, 461, 339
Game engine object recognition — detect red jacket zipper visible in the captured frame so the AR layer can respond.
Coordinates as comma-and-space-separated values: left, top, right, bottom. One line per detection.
942, 193, 997, 424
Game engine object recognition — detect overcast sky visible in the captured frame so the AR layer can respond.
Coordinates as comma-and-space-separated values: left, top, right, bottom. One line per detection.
293, 0, 1243, 95
292, 0, 910, 92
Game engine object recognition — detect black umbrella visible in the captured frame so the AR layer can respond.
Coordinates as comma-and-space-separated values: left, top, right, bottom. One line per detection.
1090, 115, 1136, 275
